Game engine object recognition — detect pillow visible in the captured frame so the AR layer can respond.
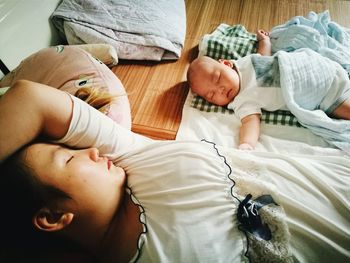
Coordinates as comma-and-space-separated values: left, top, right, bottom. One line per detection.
0, 45, 131, 129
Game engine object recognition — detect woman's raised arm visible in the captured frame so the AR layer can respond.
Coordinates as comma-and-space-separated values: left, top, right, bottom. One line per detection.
0, 80, 73, 162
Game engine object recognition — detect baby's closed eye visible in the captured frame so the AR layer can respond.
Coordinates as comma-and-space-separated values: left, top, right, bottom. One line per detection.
213, 71, 221, 83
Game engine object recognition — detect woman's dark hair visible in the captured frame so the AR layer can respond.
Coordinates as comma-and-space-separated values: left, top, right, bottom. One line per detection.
0, 145, 83, 258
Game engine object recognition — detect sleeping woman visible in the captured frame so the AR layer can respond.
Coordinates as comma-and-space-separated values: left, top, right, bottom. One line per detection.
1, 80, 349, 262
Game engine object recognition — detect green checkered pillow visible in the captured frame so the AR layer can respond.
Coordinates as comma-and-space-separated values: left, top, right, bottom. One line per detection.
201, 24, 257, 59
191, 94, 301, 127
193, 24, 301, 127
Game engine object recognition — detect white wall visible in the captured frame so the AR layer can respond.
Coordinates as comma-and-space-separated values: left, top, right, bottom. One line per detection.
0, 0, 63, 78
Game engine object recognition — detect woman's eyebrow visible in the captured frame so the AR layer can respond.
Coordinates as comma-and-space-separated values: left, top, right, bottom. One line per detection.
51, 145, 63, 165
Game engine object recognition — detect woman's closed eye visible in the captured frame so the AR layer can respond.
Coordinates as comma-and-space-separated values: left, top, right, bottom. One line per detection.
66, 156, 74, 164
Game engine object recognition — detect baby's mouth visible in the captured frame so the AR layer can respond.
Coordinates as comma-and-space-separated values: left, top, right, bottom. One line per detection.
227, 89, 232, 98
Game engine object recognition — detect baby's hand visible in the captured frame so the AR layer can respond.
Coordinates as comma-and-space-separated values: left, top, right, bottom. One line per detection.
257, 29, 270, 41
238, 143, 254, 151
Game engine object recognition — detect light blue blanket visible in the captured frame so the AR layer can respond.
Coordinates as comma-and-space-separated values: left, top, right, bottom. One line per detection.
275, 49, 350, 154
267, 10, 350, 154
270, 10, 350, 76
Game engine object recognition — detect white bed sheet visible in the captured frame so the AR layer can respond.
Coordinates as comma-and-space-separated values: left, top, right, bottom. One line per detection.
176, 91, 350, 262
177, 91, 348, 157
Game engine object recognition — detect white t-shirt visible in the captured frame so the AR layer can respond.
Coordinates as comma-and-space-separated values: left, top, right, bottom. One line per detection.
57, 96, 248, 262
57, 96, 350, 263
227, 54, 287, 120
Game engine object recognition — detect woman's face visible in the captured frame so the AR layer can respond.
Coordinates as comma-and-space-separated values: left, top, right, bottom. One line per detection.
22, 143, 126, 225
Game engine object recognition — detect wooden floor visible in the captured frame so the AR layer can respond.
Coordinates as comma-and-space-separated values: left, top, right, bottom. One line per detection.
112, 0, 350, 140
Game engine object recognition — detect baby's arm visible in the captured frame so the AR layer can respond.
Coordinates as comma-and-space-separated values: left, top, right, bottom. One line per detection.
238, 114, 261, 150
256, 29, 271, 56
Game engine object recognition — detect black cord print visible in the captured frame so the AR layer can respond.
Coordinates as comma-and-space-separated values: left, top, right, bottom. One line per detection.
237, 194, 278, 241
200, 139, 280, 263
126, 187, 148, 263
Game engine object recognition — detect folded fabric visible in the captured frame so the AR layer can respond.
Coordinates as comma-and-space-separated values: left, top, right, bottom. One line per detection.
270, 10, 350, 76
51, 0, 186, 61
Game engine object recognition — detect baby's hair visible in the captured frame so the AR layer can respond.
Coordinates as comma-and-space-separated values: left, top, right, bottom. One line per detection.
186, 65, 194, 89
187, 56, 211, 93
187, 58, 201, 90
74, 87, 118, 114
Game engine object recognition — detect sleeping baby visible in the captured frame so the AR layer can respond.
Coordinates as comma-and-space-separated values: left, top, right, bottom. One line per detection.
187, 30, 350, 152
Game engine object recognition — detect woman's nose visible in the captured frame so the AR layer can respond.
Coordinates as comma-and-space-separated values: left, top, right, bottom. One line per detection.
87, 148, 100, 161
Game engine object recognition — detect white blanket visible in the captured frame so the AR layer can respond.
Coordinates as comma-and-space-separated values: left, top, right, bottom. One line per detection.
176, 91, 350, 262
51, 0, 186, 61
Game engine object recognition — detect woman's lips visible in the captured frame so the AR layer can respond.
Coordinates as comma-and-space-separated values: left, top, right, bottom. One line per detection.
107, 160, 112, 170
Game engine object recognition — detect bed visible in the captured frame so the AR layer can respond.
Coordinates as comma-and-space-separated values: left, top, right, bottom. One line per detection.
178, 11, 350, 150
176, 11, 350, 262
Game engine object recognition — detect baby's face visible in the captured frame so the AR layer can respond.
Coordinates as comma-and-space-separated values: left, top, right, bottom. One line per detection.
190, 57, 240, 106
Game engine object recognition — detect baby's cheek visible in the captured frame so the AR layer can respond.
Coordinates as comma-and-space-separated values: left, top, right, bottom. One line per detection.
213, 97, 228, 106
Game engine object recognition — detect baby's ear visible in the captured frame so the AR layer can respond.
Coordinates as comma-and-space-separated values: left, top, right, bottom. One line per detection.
33, 207, 74, 232
218, 59, 233, 68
